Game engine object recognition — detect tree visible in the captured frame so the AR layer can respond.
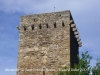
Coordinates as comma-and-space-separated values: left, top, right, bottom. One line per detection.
92, 59, 100, 75
57, 51, 100, 75
58, 51, 92, 75
75, 51, 92, 75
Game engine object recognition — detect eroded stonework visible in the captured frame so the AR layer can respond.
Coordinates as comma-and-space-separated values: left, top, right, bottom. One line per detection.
17, 10, 82, 75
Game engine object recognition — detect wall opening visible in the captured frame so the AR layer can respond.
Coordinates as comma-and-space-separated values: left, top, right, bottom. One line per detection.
62, 21, 65, 27
54, 22, 56, 28
31, 25, 34, 30
43, 71, 45, 75
43, 68, 45, 75
59, 14, 61, 16
24, 26, 26, 31
34, 19, 35, 22
39, 24, 42, 29
46, 23, 48, 28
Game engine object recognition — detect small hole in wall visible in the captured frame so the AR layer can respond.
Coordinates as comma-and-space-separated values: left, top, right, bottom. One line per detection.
34, 19, 35, 22
62, 21, 65, 27
54, 22, 56, 28
31, 25, 34, 30
59, 14, 61, 16
43, 68, 45, 75
46, 23, 48, 28
24, 26, 26, 31
39, 24, 42, 29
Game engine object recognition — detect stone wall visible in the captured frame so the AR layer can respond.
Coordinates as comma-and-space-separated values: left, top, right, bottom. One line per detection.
17, 10, 82, 75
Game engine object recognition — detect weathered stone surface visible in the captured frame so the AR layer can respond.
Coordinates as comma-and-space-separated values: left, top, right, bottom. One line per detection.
17, 10, 82, 75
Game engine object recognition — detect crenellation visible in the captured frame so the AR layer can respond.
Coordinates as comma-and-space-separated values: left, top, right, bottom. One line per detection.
18, 21, 70, 33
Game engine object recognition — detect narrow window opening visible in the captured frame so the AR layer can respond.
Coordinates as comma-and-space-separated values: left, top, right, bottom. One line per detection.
31, 25, 34, 30
46, 23, 48, 28
24, 26, 26, 31
43, 71, 45, 75
43, 68, 45, 75
54, 22, 56, 28
62, 21, 65, 27
34, 19, 35, 22
39, 24, 42, 29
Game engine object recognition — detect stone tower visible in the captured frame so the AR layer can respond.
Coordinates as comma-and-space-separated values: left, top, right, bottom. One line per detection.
17, 10, 82, 75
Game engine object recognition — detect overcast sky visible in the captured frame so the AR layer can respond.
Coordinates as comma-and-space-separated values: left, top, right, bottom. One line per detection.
0, 0, 100, 75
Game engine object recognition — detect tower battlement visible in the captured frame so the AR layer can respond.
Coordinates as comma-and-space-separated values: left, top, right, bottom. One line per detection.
17, 10, 81, 47
18, 10, 71, 31
17, 10, 82, 75
17, 21, 69, 31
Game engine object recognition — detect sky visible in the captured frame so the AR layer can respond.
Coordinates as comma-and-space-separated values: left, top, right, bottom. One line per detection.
0, 0, 100, 75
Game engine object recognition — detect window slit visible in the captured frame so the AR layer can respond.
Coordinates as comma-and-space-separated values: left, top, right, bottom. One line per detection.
54, 22, 56, 28
43, 68, 45, 75
39, 24, 42, 29
46, 23, 48, 28
31, 25, 34, 30
62, 21, 65, 27
24, 26, 26, 31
